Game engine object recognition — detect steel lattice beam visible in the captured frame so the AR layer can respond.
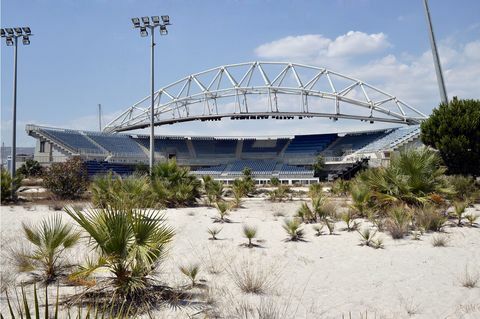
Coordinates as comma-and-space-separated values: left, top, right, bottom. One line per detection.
104, 61, 427, 133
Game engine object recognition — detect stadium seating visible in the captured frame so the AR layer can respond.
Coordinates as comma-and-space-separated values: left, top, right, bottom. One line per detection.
135, 136, 190, 157
40, 128, 104, 154
358, 126, 420, 153
285, 134, 337, 155
324, 131, 387, 156
84, 160, 134, 177
228, 160, 277, 174
242, 138, 289, 154
279, 164, 313, 175
191, 138, 237, 156
85, 132, 146, 156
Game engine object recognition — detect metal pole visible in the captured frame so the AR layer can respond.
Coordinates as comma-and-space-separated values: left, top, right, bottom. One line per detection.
98, 104, 102, 131
11, 36, 18, 199
149, 27, 155, 175
423, 0, 448, 104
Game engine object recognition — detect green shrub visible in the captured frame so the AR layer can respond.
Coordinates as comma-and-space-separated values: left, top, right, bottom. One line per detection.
242, 225, 258, 248
65, 206, 174, 299
17, 214, 80, 283
386, 206, 411, 239
268, 185, 289, 202
331, 179, 350, 196
17, 159, 43, 177
414, 206, 447, 232
151, 160, 201, 207
308, 183, 323, 199
43, 157, 88, 199
269, 177, 280, 187
203, 176, 224, 206
452, 201, 468, 226
1, 168, 22, 203
447, 175, 478, 200
282, 218, 305, 241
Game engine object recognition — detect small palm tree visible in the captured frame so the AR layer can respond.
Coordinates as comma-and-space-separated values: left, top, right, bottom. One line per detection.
179, 263, 200, 287
242, 225, 257, 248
65, 206, 174, 299
312, 224, 323, 236
323, 217, 335, 235
282, 218, 305, 241
20, 214, 80, 283
357, 228, 378, 247
465, 213, 478, 227
207, 227, 222, 240
341, 210, 360, 231
453, 201, 468, 226
214, 201, 231, 223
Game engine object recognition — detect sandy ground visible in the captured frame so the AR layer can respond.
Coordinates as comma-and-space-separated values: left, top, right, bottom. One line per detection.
1, 200, 480, 318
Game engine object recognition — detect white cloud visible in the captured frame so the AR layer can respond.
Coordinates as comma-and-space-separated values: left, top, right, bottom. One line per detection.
254, 32, 480, 117
255, 31, 390, 63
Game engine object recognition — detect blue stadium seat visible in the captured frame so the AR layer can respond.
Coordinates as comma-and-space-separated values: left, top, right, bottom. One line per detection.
85, 132, 145, 156
41, 129, 104, 154
285, 134, 337, 155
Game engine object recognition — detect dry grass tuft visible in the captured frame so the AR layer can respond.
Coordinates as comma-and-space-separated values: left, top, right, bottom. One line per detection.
228, 257, 279, 294
431, 234, 449, 247
459, 266, 479, 288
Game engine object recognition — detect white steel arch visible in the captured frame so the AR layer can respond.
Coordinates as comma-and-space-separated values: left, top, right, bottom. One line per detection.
104, 61, 427, 133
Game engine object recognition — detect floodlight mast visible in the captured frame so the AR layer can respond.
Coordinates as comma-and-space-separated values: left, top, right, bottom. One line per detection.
131, 15, 170, 175
1, 26, 33, 199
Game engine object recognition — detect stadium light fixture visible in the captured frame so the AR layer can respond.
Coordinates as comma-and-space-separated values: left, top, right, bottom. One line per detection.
130, 15, 171, 175
131, 17, 141, 28
1, 25, 33, 199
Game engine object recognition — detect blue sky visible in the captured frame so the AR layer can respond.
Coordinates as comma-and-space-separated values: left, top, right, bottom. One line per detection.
1, 0, 480, 146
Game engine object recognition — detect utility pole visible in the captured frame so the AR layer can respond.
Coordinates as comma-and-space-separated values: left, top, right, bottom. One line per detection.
98, 104, 102, 131
423, 0, 448, 104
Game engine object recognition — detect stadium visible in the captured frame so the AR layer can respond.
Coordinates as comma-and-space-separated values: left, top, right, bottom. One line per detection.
25, 61, 425, 183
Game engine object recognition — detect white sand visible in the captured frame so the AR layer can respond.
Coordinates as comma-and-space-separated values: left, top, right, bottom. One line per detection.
1, 200, 480, 318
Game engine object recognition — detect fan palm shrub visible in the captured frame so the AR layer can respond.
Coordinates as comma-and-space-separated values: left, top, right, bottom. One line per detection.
349, 181, 371, 217
465, 213, 478, 227
357, 228, 381, 248
308, 183, 323, 199
214, 200, 231, 223
354, 148, 453, 207
18, 214, 80, 283
341, 210, 360, 231
1, 167, 23, 203
179, 263, 200, 288
65, 206, 174, 299
282, 218, 305, 241
331, 179, 350, 196
151, 160, 201, 207
452, 201, 468, 226
242, 225, 258, 248
312, 224, 324, 236
386, 206, 411, 239
207, 227, 222, 240
203, 176, 224, 206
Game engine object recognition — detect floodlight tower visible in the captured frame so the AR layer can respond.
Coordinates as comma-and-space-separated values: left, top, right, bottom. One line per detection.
131, 15, 171, 175
1, 26, 33, 198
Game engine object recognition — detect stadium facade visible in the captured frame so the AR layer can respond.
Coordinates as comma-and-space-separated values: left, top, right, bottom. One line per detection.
26, 124, 422, 184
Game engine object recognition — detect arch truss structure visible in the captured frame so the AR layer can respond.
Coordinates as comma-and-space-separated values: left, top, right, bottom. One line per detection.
104, 61, 427, 133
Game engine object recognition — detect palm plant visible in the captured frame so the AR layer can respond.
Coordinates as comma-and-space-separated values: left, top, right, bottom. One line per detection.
179, 263, 200, 288
282, 218, 305, 241
465, 213, 478, 227
151, 160, 201, 207
242, 225, 258, 248
323, 217, 335, 235
207, 227, 222, 240
341, 210, 360, 231
214, 200, 231, 223
312, 224, 324, 236
19, 214, 80, 283
452, 201, 468, 226
1, 167, 23, 203
308, 183, 323, 199
331, 179, 350, 196
203, 176, 224, 206
349, 181, 371, 217
357, 228, 378, 247
296, 202, 314, 223
64, 206, 174, 299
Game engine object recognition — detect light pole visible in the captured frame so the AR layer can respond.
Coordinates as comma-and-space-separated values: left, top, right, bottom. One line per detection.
131, 15, 171, 175
1, 27, 32, 199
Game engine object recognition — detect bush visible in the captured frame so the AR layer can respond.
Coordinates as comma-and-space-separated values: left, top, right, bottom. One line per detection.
421, 98, 480, 176
91, 173, 152, 209
17, 159, 43, 177
414, 206, 447, 231
203, 176, 224, 206
269, 177, 280, 187
1, 168, 22, 203
431, 234, 449, 247
242, 225, 258, 248
151, 160, 201, 207
43, 157, 88, 199
282, 218, 305, 241
65, 205, 175, 299
268, 185, 289, 202
17, 214, 80, 283
447, 175, 478, 200
331, 179, 350, 196
386, 206, 411, 239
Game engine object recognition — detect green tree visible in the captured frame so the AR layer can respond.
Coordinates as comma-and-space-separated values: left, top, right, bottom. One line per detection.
17, 159, 43, 177
42, 157, 88, 199
421, 98, 480, 176
312, 155, 326, 177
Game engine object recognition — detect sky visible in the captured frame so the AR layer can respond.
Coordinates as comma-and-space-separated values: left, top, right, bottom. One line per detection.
1, 0, 479, 146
